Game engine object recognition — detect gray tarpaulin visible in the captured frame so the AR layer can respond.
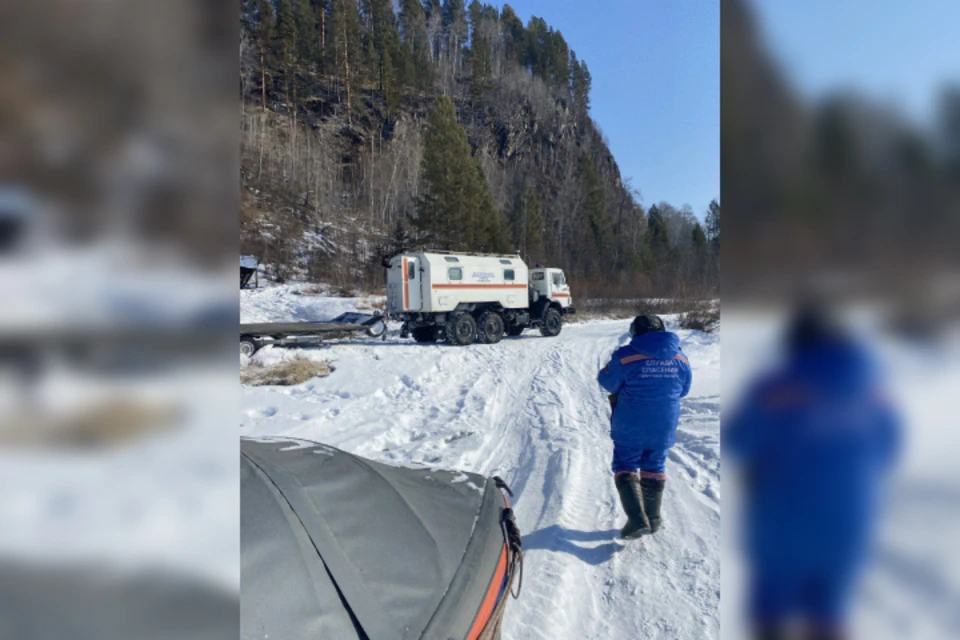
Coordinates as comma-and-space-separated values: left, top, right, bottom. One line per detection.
241, 437, 509, 640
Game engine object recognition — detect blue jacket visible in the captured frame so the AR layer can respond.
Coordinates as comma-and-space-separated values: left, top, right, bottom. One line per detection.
724, 338, 900, 573
598, 331, 693, 450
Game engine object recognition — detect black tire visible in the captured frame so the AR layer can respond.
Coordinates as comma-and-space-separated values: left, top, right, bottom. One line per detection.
240, 338, 259, 357
477, 311, 505, 344
540, 307, 563, 337
445, 312, 477, 346
506, 324, 525, 337
412, 327, 438, 343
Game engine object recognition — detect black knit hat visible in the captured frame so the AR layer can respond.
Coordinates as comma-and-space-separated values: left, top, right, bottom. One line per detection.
631, 314, 665, 336
785, 304, 843, 354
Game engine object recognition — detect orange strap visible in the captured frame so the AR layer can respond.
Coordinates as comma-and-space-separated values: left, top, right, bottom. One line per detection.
466, 545, 509, 640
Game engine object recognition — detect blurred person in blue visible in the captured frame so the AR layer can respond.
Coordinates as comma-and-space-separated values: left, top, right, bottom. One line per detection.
598, 315, 693, 539
725, 306, 901, 640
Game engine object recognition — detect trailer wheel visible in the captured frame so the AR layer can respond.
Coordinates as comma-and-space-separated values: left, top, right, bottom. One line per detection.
540, 308, 563, 337
366, 319, 387, 338
445, 313, 477, 346
240, 337, 259, 357
412, 327, 438, 343
477, 311, 505, 344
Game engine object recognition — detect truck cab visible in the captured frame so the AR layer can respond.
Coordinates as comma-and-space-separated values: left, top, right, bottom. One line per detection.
529, 268, 573, 313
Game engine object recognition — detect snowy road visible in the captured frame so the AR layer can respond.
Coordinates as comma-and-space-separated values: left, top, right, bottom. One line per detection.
241, 316, 720, 639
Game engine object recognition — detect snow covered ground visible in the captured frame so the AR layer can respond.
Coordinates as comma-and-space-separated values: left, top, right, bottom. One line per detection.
241, 285, 721, 639
0, 244, 239, 592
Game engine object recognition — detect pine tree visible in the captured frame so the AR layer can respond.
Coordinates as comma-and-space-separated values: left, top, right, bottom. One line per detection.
398, 0, 430, 88
247, 0, 275, 111
295, 0, 318, 70
274, 0, 300, 117
469, 33, 492, 103
442, 0, 469, 56
381, 44, 400, 112
576, 153, 613, 273
525, 16, 549, 79
329, 0, 363, 124
362, 0, 401, 102
646, 204, 671, 269
389, 215, 411, 255
549, 30, 570, 88
415, 96, 502, 251
500, 4, 526, 66
705, 199, 720, 255
691, 222, 707, 281
571, 53, 591, 113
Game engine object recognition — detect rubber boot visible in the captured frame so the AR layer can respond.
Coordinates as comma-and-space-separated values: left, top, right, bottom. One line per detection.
640, 477, 665, 533
753, 625, 790, 640
615, 473, 651, 539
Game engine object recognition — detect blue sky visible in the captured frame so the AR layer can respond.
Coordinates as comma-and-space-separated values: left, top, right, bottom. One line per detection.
751, 0, 960, 127
494, 0, 719, 216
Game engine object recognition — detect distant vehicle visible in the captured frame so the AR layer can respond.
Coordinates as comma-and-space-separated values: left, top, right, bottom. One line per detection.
385, 251, 575, 345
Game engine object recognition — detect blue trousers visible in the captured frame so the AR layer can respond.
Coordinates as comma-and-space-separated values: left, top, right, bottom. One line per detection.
611, 444, 668, 475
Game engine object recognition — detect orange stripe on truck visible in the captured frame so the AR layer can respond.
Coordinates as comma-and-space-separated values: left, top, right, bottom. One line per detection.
466, 544, 509, 640
433, 284, 528, 290
402, 258, 409, 310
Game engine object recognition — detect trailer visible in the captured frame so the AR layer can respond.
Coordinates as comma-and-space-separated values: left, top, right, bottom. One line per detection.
240, 312, 386, 356
386, 250, 575, 345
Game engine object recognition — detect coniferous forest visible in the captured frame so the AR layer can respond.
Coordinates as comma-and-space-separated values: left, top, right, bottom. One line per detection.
240, 0, 719, 299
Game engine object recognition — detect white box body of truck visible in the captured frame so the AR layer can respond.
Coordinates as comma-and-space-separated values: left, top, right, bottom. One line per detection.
385, 251, 574, 345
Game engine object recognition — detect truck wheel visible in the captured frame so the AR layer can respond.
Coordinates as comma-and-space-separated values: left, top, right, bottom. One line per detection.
477, 311, 505, 344
412, 327, 438, 343
506, 324, 525, 337
445, 313, 477, 346
240, 338, 259, 357
540, 308, 563, 337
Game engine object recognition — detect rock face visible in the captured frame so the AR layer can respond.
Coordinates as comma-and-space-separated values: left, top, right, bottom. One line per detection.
239, 10, 641, 291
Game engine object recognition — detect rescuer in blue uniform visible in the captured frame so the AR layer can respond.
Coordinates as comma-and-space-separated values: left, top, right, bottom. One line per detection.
598, 315, 693, 539
725, 308, 901, 639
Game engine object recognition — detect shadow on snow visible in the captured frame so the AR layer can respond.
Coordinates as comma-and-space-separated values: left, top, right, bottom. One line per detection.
522, 525, 624, 565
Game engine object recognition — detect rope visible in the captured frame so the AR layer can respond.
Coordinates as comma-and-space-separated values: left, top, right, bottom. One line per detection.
477, 483, 525, 640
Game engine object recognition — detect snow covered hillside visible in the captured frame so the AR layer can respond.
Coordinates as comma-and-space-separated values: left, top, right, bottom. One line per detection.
241, 285, 720, 639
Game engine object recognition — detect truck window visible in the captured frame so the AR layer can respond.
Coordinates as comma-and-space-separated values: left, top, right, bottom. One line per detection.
499, 259, 512, 265
532, 272, 545, 281
408, 262, 416, 279
448, 267, 463, 280
552, 272, 566, 286
444, 256, 459, 262
504, 269, 515, 281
